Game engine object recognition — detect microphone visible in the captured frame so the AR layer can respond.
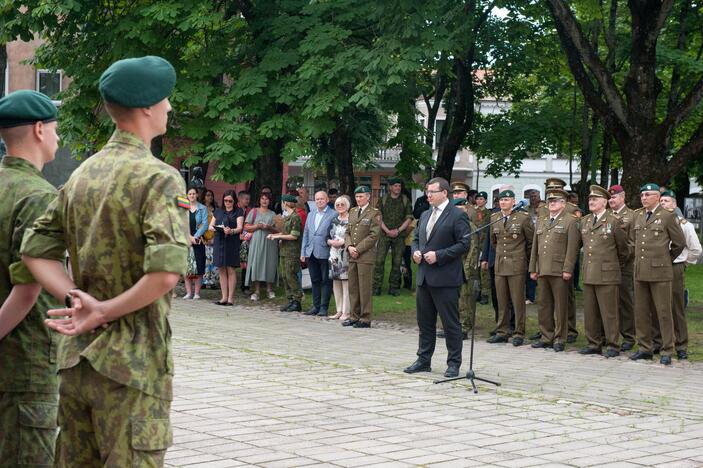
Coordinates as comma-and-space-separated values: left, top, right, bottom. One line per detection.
511, 199, 528, 212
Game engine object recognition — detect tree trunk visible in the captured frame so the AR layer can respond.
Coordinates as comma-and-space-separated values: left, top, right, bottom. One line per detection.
334, 120, 355, 196
252, 139, 284, 204
579, 107, 599, 208
599, 131, 612, 188
0, 44, 6, 97
610, 167, 619, 186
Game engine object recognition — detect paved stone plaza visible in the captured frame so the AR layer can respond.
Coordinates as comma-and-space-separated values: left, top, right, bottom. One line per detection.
166, 301, 703, 467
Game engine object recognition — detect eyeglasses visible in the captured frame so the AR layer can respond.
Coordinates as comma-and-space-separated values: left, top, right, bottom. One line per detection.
224, 199, 234, 203
425, 189, 443, 195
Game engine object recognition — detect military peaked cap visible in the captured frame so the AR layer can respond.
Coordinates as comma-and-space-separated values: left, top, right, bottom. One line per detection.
546, 188, 569, 200
99, 56, 176, 108
588, 185, 610, 200
0, 90, 57, 128
451, 181, 470, 193
545, 177, 567, 189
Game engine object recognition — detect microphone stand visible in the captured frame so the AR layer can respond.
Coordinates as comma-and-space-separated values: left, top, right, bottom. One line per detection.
433, 204, 525, 393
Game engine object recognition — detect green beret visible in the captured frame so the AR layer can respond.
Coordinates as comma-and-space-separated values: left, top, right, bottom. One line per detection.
281, 194, 297, 203
387, 177, 402, 185
639, 183, 660, 193
498, 189, 515, 198
99, 56, 176, 108
0, 90, 57, 128
660, 189, 675, 199
452, 198, 467, 206
354, 185, 371, 194
476, 191, 488, 199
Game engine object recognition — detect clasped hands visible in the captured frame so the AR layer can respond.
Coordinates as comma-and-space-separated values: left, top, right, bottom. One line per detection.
412, 250, 437, 264
45, 289, 108, 336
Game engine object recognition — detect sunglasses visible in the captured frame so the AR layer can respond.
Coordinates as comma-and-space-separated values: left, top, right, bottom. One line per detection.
224, 199, 234, 203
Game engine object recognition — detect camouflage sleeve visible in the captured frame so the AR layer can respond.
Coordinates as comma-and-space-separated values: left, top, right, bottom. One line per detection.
290, 215, 301, 238
11, 190, 58, 284
141, 171, 189, 274
404, 196, 412, 220
20, 189, 66, 265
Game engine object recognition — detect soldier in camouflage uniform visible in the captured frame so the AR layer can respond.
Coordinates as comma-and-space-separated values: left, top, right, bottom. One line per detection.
473, 191, 491, 304
373, 177, 412, 296
0, 91, 60, 467
454, 199, 480, 339
21, 56, 189, 467
269, 195, 303, 312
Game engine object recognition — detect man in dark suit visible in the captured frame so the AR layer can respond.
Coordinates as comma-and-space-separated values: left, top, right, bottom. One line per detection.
404, 177, 470, 378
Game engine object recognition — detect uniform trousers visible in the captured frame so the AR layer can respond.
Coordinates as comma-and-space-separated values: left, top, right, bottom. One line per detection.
583, 284, 620, 351
618, 269, 636, 345
634, 280, 674, 356
416, 284, 462, 367
348, 261, 374, 324
537, 275, 570, 345
568, 278, 578, 337
495, 274, 525, 337
55, 360, 171, 468
0, 390, 58, 467
459, 277, 477, 333
280, 256, 302, 302
671, 263, 688, 351
373, 234, 405, 291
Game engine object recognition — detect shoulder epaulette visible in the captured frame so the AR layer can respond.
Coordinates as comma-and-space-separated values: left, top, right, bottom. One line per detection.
664, 207, 675, 213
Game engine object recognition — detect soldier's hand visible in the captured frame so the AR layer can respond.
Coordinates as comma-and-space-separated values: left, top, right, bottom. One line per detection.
562, 272, 572, 281
45, 289, 107, 336
413, 251, 422, 264
480, 261, 488, 271
530, 272, 538, 281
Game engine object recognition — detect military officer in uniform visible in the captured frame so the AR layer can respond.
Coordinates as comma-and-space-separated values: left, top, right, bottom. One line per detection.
629, 183, 686, 365
659, 191, 701, 360
345, 186, 381, 328
529, 189, 580, 352
373, 177, 412, 296
578, 185, 630, 357
488, 189, 534, 346
269, 194, 303, 312
0, 91, 61, 466
21, 56, 189, 466
607, 184, 637, 351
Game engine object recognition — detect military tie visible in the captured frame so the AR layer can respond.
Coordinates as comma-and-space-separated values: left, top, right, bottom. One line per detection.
646, 211, 652, 221
592, 215, 598, 226
549, 217, 555, 225
426, 207, 439, 237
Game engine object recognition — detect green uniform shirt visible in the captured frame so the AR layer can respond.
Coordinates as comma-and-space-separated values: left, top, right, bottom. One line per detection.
377, 194, 412, 230
0, 157, 60, 393
280, 212, 302, 258
21, 130, 189, 400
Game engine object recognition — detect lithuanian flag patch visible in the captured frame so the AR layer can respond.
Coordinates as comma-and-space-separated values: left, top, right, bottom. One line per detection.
176, 196, 190, 210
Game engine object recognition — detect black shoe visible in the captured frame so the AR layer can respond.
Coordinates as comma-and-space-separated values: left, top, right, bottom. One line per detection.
512, 337, 524, 347
566, 334, 577, 343
304, 307, 319, 316
620, 341, 634, 352
652, 348, 661, 355
660, 355, 672, 365
677, 350, 688, 360
528, 331, 542, 341
288, 300, 302, 312
630, 351, 653, 361
578, 347, 601, 355
436, 330, 446, 338
489, 328, 497, 336
444, 365, 459, 378
462, 331, 469, 340
280, 301, 293, 312
353, 321, 370, 328
316, 309, 329, 317
531, 341, 551, 349
342, 319, 358, 327
388, 289, 400, 297
487, 334, 508, 344
553, 343, 565, 352
605, 349, 620, 358
373, 288, 382, 296
479, 295, 489, 305
214, 300, 228, 306
404, 360, 431, 374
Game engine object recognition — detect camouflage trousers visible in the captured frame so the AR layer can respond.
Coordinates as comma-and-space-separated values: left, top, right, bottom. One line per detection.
54, 360, 171, 468
0, 390, 58, 467
373, 234, 405, 292
477, 231, 491, 296
280, 256, 302, 302
460, 270, 479, 333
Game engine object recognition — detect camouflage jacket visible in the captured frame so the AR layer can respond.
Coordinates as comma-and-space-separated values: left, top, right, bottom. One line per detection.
280, 212, 302, 258
463, 219, 480, 280
377, 194, 412, 231
21, 130, 189, 400
0, 156, 60, 393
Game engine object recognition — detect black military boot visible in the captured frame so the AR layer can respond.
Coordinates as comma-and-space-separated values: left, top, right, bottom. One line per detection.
288, 300, 302, 312
280, 301, 293, 312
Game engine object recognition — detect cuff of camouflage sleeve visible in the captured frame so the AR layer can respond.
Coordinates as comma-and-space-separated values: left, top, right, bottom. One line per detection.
143, 244, 188, 274
9, 260, 36, 285
20, 230, 67, 262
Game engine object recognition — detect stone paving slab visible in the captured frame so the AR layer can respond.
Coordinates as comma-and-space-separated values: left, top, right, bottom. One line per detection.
166, 301, 703, 467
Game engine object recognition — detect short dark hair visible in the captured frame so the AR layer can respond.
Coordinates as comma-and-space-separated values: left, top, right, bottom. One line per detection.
238, 190, 249, 197
328, 188, 339, 195
426, 177, 450, 193
222, 190, 237, 207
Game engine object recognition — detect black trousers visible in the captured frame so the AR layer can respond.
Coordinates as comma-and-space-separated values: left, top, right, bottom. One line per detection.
416, 283, 462, 367
307, 254, 332, 311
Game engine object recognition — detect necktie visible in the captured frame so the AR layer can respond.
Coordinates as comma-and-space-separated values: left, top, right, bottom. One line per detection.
646, 211, 652, 221
549, 218, 555, 226
426, 207, 439, 237
592, 215, 598, 226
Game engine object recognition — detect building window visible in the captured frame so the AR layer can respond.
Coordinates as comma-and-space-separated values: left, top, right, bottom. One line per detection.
36, 70, 62, 99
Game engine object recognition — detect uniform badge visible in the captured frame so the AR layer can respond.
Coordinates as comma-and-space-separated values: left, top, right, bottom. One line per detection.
654, 219, 662, 224
176, 195, 190, 209
512, 234, 518, 239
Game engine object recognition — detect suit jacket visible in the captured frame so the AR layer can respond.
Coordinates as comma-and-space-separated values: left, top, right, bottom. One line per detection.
580, 212, 630, 285
412, 201, 470, 288
345, 205, 381, 264
631, 204, 686, 282
300, 206, 337, 259
529, 210, 579, 276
